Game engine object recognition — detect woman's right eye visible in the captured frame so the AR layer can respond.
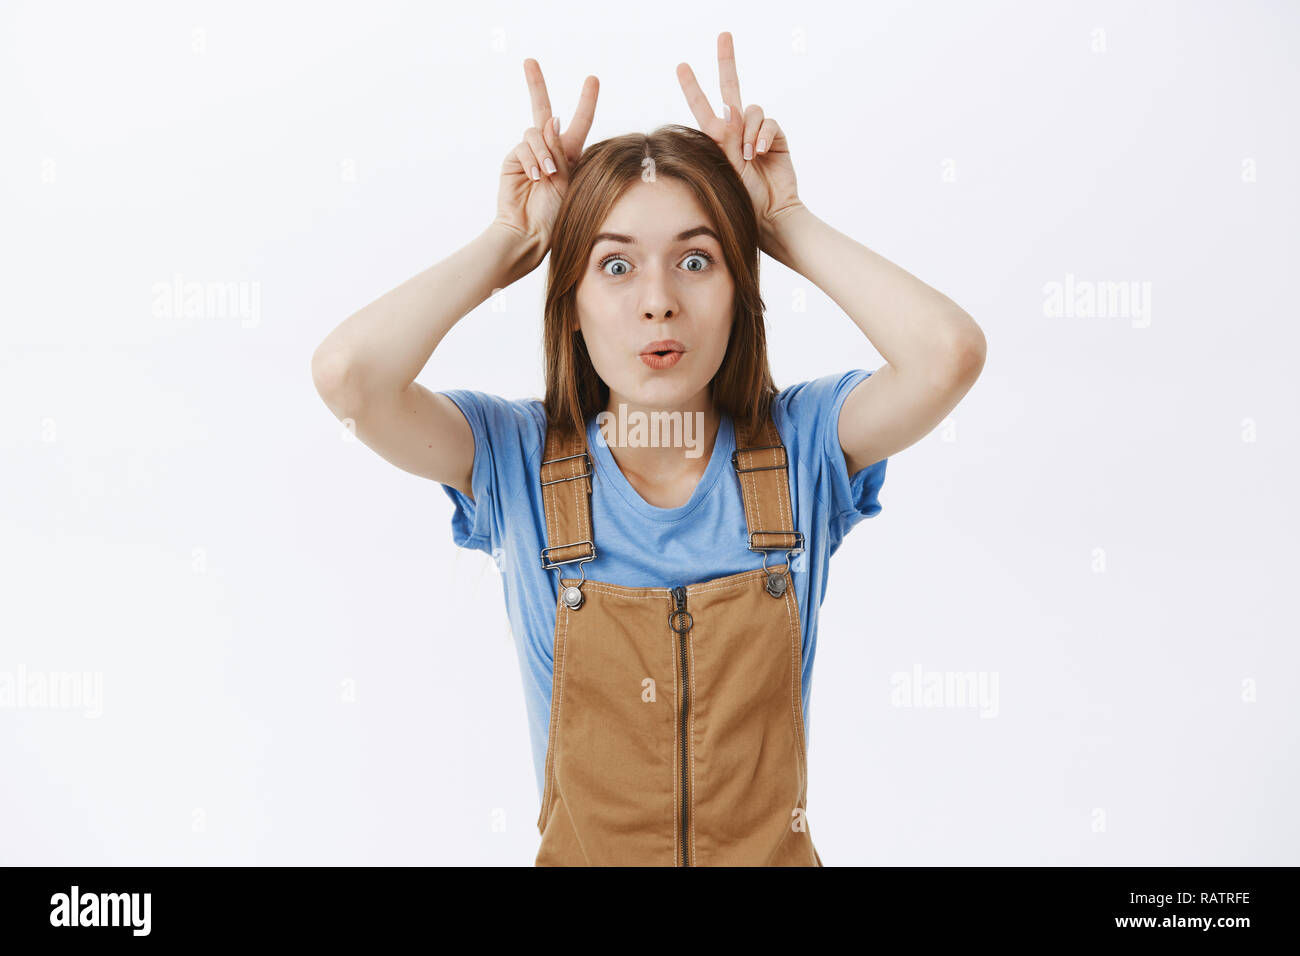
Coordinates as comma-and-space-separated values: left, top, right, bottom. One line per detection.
597, 255, 629, 276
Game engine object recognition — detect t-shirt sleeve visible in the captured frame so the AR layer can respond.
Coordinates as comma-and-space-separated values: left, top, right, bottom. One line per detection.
433, 389, 542, 556
779, 368, 887, 553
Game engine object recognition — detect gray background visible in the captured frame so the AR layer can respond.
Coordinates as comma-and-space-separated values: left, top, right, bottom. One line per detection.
1, 0, 1295, 864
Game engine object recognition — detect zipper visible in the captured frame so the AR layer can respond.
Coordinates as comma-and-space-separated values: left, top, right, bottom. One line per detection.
670, 585, 692, 866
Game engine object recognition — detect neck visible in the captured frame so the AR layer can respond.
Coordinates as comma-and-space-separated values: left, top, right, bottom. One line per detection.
597, 389, 721, 484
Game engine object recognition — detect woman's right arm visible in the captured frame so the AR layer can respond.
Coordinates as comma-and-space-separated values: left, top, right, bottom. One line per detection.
311, 59, 598, 501
310, 224, 544, 500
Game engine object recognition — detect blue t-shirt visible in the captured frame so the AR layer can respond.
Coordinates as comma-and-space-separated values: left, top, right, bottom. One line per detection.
436, 368, 887, 803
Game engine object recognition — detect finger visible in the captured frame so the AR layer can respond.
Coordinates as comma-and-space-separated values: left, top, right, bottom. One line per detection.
523, 126, 557, 177
675, 61, 721, 135
514, 140, 541, 182
756, 117, 785, 153
541, 114, 570, 179
561, 75, 599, 162
523, 58, 553, 131
742, 104, 764, 160
754, 117, 779, 154
717, 32, 743, 123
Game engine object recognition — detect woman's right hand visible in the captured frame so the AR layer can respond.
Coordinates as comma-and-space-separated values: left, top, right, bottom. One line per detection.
492, 58, 599, 267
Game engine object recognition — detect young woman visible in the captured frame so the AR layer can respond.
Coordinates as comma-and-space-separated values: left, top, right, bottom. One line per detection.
312, 33, 986, 866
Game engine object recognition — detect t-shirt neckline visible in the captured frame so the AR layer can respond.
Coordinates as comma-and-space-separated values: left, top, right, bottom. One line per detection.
586, 410, 734, 523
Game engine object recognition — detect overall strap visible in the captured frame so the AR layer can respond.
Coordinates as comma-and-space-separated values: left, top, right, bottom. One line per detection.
540, 405, 803, 578
538, 419, 596, 572
732, 406, 804, 559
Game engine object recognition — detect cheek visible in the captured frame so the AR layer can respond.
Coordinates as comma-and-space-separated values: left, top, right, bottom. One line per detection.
581, 280, 632, 317
574, 302, 618, 355
576, 278, 614, 316
696, 273, 733, 307
700, 281, 734, 332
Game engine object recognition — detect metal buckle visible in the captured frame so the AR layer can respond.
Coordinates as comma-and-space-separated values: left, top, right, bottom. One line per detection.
540, 451, 592, 486
540, 540, 596, 570
749, 530, 803, 574
731, 444, 788, 473
748, 530, 804, 554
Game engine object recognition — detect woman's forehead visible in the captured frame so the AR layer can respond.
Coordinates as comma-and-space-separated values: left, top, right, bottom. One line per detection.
600, 179, 710, 228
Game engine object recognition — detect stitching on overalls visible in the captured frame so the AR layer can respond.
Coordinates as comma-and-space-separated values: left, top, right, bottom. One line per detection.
685, 571, 779, 596
570, 434, 587, 550
688, 627, 697, 865
538, 601, 570, 833
560, 575, 763, 599
545, 603, 594, 866
735, 456, 753, 540
672, 615, 680, 867
781, 582, 805, 779
751, 422, 781, 533
774, 423, 793, 537
746, 442, 764, 537
736, 422, 759, 544
761, 586, 804, 867
788, 587, 812, 853
756, 433, 776, 531
559, 567, 773, 599
556, 584, 665, 599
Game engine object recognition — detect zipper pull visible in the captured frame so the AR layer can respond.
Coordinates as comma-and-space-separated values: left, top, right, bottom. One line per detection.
669, 586, 692, 634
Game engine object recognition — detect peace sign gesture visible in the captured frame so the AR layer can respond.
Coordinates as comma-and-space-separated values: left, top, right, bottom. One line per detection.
676, 32, 803, 247
494, 58, 600, 264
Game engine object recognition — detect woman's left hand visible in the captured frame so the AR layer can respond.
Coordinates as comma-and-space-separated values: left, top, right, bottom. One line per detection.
676, 32, 804, 246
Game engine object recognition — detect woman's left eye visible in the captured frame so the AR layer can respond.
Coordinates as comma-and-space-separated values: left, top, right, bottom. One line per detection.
680, 251, 714, 272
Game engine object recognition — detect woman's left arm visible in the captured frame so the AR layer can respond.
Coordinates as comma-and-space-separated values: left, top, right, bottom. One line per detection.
764, 204, 987, 474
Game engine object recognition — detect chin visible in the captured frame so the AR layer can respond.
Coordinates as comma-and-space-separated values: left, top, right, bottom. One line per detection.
635, 377, 710, 408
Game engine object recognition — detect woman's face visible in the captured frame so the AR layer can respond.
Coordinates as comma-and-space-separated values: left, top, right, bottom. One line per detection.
574, 177, 734, 415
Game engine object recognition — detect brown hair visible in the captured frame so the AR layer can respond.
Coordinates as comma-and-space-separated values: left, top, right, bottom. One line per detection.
541, 123, 776, 443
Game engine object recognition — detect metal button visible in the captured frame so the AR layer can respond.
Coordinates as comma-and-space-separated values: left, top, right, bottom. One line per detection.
766, 571, 787, 598
562, 585, 585, 610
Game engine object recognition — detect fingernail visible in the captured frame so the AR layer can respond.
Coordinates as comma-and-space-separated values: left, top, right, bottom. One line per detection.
530, 166, 540, 181
722, 104, 731, 121
553, 116, 560, 134
743, 142, 753, 160
757, 138, 768, 153
543, 156, 557, 174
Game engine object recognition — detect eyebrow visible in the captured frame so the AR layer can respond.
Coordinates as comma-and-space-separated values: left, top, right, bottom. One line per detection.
591, 225, 721, 248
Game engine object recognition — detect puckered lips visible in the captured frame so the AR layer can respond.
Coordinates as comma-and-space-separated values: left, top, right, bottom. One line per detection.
639, 339, 686, 370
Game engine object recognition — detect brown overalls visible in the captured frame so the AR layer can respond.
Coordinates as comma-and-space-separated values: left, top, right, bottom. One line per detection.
534, 406, 823, 866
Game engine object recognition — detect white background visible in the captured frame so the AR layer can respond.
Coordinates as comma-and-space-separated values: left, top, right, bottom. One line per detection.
2, 0, 1296, 865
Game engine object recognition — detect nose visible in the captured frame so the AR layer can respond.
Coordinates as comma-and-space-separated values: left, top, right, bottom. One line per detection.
640, 262, 678, 320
